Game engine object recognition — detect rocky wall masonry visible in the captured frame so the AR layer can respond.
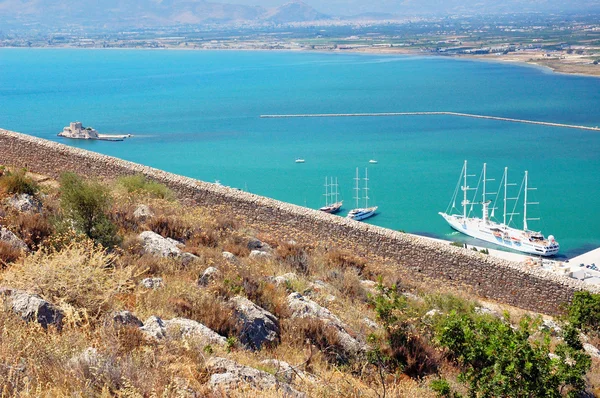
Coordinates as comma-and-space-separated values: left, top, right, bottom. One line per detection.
1, 128, 595, 315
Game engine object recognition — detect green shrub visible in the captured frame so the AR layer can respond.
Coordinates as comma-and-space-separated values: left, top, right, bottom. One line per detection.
370, 284, 440, 378
59, 172, 120, 248
436, 312, 590, 397
0, 168, 38, 195
117, 174, 173, 199
567, 291, 600, 333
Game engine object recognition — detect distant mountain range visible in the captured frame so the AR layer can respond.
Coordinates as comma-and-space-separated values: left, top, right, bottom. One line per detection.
0, 0, 329, 28
0, 0, 599, 29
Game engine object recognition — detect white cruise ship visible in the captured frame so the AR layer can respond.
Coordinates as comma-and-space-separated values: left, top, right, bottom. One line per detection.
439, 161, 559, 257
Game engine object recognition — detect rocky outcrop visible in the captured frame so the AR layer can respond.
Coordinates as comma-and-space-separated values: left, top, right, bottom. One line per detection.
0, 227, 29, 251
5, 193, 41, 213
206, 357, 305, 398
249, 250, 271, 259
141, 316, 226, 346
110, 310, 144, 327
138, 231, 198, 264
0, 288, 63, 329
140, 277, 164, 290
139, 231, 181, 257
584, 343, 600, 359
222, 251, 237, 262
133, 204, 153, 221
287, 292, 366, 356
269, 272, 298, 286
198, 267, 219, 287
232, 296, 280, 350
260, 359, 316, 384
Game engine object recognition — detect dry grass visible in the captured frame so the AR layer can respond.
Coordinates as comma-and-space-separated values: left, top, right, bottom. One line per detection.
0, 241, 138, 322
0, 241, 22, 267
6, 212, 53, 250
0, 170, 595, 397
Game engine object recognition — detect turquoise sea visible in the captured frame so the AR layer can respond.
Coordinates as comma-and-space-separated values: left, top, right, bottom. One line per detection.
1, 49, 599, 257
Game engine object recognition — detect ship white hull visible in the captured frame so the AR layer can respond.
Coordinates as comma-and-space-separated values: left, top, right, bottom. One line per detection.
439, 212, 559, 257
348, 206, 378, 221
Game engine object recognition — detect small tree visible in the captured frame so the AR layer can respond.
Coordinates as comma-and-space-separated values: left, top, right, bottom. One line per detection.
437, 312, 590, 397
59, 172, 120, 248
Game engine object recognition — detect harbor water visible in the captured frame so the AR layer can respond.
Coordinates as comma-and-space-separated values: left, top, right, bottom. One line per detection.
0, 49, 599, 257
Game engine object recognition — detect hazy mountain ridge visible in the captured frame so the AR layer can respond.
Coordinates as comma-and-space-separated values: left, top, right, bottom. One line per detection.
0, 0, 329, 27
0, 0, 598, 29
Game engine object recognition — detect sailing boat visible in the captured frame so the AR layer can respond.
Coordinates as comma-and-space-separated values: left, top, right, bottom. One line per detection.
347, 168, 378, 221
319, 177, 343, 214
438, 161, 559, 256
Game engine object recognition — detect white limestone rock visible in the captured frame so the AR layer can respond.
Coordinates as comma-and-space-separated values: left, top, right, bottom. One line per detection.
139, 231, 181, 257
287, 292, 342, 325
181, 252, 199, 266
259, 359, 316, 384
140, 316, 166, 339
206, 357, 305, 398
0, 227, 28, 251
198, 266, 220, 287
140, 277, 164, 290
133, 204, 153, 220
1, 288, 63, 329
164, 318, 227, 346
5, 193, 41, 213
140, 315, 226, 346
249, 250, 271, 259
232, 296, 280, 350
270, 273, 298, 286
222, 251, 237, 262
584, 343, 600, 359
110, 310, 143, 327
287, 292, 366, 356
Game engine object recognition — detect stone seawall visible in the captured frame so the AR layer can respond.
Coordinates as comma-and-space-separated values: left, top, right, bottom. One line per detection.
1, 128, 595, 315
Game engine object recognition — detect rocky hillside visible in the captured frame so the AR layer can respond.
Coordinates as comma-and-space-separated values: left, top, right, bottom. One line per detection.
0, 166, 599, 397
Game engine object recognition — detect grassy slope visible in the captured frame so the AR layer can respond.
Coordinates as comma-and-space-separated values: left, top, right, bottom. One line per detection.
0, 168, 598, 397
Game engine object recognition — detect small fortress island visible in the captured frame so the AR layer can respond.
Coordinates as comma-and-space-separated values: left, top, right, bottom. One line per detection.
58, 122, 132, 141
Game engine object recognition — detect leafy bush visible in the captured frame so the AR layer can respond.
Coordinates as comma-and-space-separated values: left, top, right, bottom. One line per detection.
567, 291, 600, 333
59, 172, 120, 248
117, 174, 173, 199
370, 284, 440, 378
436, 312, 590, 397
0, 168, 38, 195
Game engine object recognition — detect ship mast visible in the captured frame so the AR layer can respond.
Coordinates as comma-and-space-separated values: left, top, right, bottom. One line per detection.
354, 168, 360, 209
324, 177, 329, 206
334, 177, 339, 204
523, 170, 539, 231
481, 163, 496, 222
461, 160, 476, 219
523, 171, 528, 231
463, 161, 468, 218
364, 168, 370, 208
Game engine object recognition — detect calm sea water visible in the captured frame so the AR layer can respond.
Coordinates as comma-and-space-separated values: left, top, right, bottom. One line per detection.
1, 49, 599, 257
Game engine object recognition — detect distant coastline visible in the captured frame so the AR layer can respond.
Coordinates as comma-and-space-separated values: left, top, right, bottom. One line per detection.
2, 44, 599, 78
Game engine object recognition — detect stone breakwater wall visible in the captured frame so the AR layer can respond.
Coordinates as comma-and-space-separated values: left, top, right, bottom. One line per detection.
1, 128, 596, 315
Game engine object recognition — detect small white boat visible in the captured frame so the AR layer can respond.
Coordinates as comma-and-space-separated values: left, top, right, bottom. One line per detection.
295, 158, 305, 163
319, 177, 343, 214
369, 159, 378, 164
347, 167, 377, 221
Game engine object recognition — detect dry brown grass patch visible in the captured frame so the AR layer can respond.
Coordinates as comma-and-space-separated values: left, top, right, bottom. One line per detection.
8, 212, 53, 250
0, 241, 138, 321
0, 241, 22, 266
